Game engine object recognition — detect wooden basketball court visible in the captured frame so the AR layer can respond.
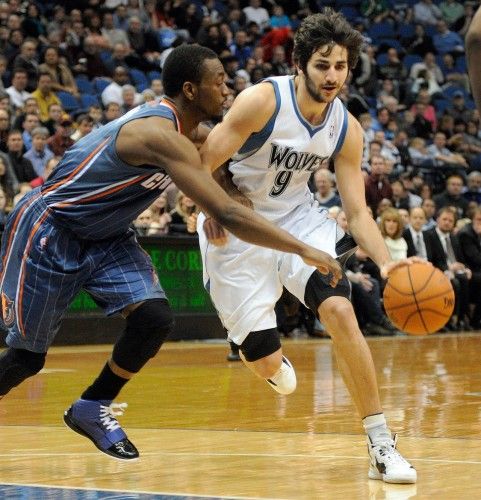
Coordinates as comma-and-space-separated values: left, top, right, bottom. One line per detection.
1, 333, 481, 499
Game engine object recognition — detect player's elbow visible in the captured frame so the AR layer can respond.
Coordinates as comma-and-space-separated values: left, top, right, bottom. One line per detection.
466, 28, 481, 52
212, 202, 245, 230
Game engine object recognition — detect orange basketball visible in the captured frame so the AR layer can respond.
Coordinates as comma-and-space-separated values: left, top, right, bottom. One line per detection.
383, 263, 455, 335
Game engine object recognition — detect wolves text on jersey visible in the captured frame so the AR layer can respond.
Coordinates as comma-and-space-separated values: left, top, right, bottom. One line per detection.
140, 172, 172, 191
268, 143, 330, 197
268, 143, 330, 173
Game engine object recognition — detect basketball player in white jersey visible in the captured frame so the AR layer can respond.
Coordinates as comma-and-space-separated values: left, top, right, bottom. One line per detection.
198, 9, 419, 484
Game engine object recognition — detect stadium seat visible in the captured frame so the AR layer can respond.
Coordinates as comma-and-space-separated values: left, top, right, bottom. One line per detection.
75, 77, 94, 95
433, 98, 449, 114
339, 6, 360, 21
129, 68, 149, 88
377, 38, 403, 52
80, 94, 100, 108
397, 23, 415, 39
376, 53, 389, 66
455, 55, 466, 73
57, 91, 80, 112
403, 54, 423, 70
424, 25, 437, 37
336, 0, 359, 6
368, 22, 396, 41
148, 70, 161, 82
443, 86, 468, 99
93, 77, 111, 95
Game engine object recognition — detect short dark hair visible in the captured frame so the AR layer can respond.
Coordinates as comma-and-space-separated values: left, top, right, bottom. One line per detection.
162, 43, 218, 98
76, 113, 94, 124
12, 68, 28, 78
293, 8, 363, 72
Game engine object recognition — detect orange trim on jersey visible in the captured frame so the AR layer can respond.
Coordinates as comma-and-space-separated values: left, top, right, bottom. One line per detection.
0, 193, 41, 279
53, 174, 152, 208
159, 99, 183, 134
17, 210, 50, 337
42, 137, 111, 196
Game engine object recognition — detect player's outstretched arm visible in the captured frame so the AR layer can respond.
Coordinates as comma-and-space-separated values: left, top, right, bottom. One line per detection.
119, 120, 342, 285
466, 6, 481, 113
334, 115, 391, 268
335, 115, 428, 278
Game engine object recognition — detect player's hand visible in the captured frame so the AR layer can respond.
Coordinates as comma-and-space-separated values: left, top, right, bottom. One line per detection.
301, 247, 342, 287
380, 257, 431, 280
203, 216, 228, 246
186, 212, 198, 234
359, 273, 373, 291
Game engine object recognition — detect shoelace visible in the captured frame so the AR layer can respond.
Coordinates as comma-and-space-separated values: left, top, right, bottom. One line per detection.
99, 402, 128, 432
374, 441, 410, 466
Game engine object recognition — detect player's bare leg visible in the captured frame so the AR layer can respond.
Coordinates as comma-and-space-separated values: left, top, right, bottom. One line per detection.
319, 296, 381, 416
319, 295, 416, 484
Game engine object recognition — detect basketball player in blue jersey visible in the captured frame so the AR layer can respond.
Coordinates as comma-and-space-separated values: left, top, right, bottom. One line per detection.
198, 10, 420, 483
0, 44, 343, 460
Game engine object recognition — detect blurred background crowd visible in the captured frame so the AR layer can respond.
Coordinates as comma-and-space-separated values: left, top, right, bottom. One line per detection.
0, 0, 480, 338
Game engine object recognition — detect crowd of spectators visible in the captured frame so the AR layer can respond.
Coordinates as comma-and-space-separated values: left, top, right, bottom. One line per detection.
0, 0, 479, 335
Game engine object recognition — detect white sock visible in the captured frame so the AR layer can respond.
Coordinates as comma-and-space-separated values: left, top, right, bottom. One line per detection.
363, 413, 392, 445
266, 356, 297, 395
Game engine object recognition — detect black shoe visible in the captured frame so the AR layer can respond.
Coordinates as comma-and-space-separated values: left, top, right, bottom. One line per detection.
471, 320, 481, 331
378, 316, 400, 333
457, 320, 473, 332
448, 320, 461, 332
363, 322, 394, 336
226, 351, 241, 361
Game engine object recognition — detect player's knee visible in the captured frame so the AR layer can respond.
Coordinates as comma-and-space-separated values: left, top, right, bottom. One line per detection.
0, 348, 46, 396
305, 270, 351, 318
113, 299, 174, 373
239, 328, 281, 362
321, 298, 354, 319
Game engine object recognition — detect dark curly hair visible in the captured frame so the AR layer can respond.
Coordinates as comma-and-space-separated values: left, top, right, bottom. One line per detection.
162, 43, 218, 98
293, 8, 363, 73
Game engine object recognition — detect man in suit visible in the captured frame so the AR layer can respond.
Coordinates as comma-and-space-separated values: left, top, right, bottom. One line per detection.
457, 207, 481, 329
403, 207, 428, 259
423, 206, 472, 330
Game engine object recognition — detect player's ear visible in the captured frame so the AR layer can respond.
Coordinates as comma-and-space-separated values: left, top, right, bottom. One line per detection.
182, 81, 197, 101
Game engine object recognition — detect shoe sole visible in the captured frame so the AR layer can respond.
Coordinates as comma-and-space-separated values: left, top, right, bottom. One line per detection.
63, 409, 139, 461
368, 467, 417, 484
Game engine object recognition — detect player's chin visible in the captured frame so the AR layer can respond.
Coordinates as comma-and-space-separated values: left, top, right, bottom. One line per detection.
209, 108, 224, 120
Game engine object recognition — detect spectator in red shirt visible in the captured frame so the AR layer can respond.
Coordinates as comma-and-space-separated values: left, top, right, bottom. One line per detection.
47, 113, 74, 157
365, 154, 393, 215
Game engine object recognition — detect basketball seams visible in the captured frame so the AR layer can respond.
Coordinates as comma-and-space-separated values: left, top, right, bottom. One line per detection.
384, 287, 454, 311
406, 265, 429, 334
384, 265, 437, 296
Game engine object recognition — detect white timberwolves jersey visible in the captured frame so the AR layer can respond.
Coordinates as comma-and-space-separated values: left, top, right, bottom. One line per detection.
229, 75, 348, 221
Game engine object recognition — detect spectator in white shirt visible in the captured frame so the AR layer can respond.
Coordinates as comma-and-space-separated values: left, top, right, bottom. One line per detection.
243, 0, 270, 32
101, 66, 130, 107
5, 68, 31, 111
413, 0, 442, 26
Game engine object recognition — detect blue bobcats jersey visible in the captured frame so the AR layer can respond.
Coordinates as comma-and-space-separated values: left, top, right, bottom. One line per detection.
41, 100, 181, 239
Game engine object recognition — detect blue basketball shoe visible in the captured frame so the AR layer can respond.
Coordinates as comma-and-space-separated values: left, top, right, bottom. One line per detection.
64, 399, 139, 460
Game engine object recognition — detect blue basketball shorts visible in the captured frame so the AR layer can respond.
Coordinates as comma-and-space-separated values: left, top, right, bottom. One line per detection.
0, 191, 165, 352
